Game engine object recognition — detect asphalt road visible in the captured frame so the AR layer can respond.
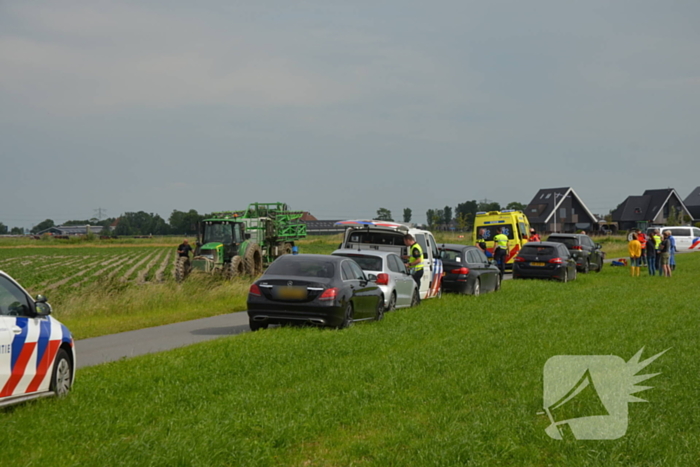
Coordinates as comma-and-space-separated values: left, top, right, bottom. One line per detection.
75, 311, 250, 369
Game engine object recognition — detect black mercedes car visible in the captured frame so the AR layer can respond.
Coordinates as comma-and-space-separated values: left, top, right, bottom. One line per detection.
247, 254, 384, 330
546, 233, 604, 273
512, 241, 577, 282
438, 244, 501, 296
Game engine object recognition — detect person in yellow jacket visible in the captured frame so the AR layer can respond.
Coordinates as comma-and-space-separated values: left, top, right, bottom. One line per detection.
628, 232, 641, 276
493, 226, 509, 279
403, 234, 424, 303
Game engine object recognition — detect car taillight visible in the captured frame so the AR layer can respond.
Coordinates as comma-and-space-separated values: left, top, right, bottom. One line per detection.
514, 256, 525, 262
572, 245, 583, 250
549, 258, 563, 264
376, 273, 389, 285
318, 287, 338, 301
249, 284, 262, 296
451, 267, 469, 275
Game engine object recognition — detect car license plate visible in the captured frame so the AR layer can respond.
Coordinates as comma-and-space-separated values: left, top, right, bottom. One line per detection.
530, 262, 545, 267
277, 286, 307, 300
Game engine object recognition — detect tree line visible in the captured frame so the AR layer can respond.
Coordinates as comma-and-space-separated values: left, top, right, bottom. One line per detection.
2, 210, 215, 237
375, 200, 527, 231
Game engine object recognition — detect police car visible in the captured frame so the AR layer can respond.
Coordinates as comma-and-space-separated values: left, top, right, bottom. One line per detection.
0, 271, 75, 408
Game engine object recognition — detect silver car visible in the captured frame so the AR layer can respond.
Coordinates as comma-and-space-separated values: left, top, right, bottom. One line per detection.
331, 249, 419, 310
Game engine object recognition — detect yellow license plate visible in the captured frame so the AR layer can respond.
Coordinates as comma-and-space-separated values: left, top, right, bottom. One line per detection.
278, 286, 307, 299
530, 262, 545, 267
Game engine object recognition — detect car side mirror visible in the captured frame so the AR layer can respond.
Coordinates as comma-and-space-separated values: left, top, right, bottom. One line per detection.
35, 302, 52, 316
367, 274, 378, 282
596, 243, 602, 249
35, 294, 48, 303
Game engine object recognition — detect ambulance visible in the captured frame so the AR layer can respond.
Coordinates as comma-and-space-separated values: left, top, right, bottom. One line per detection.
335, 220, 444, 300
0, 271, 75, 408
472, 210, 531, 267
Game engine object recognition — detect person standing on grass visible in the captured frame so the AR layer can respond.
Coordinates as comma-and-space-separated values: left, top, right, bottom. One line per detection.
493, 227, 509, 279
668, 230, 677, 271
646, 234, 657, 276
403, 234, 424, 303
637, 229, 648, 266
177, 239, 193, 259
653, 229, 663, 276
658, 231, 672, 277
628, 232, 641, 276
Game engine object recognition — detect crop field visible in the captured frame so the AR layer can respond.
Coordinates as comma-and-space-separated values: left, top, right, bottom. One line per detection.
0, 246, 175, 294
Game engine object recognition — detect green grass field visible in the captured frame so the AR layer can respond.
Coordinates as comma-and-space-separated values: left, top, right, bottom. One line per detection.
1, 251, 697, 466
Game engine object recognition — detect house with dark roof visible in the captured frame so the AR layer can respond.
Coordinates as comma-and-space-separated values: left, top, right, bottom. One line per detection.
611, 188, 692, 231
683, 187, 700, 221
524, 187, 598, 234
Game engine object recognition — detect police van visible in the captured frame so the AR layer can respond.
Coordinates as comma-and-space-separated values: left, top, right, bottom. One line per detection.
335, 220, 443, 300
0, 271, 75, 407
472, 210, 531, 267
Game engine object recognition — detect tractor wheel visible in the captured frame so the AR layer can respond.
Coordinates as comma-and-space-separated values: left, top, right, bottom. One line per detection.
278, 243, 293, 257
245, 244, 264, 277
174, 256, 190, 283
225, 256, 246, 279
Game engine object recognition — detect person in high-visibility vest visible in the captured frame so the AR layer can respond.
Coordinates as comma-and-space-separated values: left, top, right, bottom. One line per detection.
528, 228, 541, 242
653, 229, 662, 276
493, 227, 509, 279
403, 234, 424, 302
637, 230, 647, 266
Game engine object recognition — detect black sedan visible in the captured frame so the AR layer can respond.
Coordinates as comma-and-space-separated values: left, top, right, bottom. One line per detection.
247, 254, 384, 330
512, 241, 577, 282
546, 233, 604, 273
438, 244, 501, 296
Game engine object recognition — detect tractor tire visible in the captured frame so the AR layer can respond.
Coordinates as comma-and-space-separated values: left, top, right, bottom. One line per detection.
225, 256, 246, 279
245, 243, 264, 277
174, 256, 190, 283
277, 242, 293, 257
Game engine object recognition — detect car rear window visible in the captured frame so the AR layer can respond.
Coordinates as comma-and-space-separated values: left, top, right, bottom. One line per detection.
521, 245, 556, 256
266, 258, 336, 278
347, 231, 403, 245
547, 237, 577, 248
439, 249, 462, 262
334, 254, 382, 271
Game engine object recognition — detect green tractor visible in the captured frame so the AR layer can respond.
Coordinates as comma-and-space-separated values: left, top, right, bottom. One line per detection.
174, 215, 263, 282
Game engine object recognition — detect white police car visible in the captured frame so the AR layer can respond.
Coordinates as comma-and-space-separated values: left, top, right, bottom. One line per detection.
0, 271, 75, 408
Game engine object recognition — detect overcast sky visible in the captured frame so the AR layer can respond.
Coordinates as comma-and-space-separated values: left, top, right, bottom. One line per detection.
2, 1, 699, 229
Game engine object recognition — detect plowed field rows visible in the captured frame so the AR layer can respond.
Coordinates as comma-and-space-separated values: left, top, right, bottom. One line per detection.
0, 247, 174, 296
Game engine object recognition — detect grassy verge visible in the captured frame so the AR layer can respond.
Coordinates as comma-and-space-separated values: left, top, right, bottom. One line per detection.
54, 275, 250, 338
1, 254, 697, 466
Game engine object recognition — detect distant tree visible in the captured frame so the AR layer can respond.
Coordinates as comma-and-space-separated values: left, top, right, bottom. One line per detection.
403, 208, 412, 223
443, 206, 453, 225
477, 199, 501, 212
426, 209, 436, 229
169, 209, 203, 235
456, 213, 469, 231
114, 212, 169, 236
63, 219, 91, 226
376, 208, 393, 221
505, 201, 526, 211
31, 219, 55, 234
10, 227, 24, 235
0, 222, 7, 235
456, 201, 478, 229
435, 209, 444, 228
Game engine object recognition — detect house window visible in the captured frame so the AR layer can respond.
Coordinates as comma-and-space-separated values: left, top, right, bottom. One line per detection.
634, 207, 641, 214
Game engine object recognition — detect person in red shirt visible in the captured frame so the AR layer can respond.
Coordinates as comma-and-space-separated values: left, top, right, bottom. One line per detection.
528, 228, 541, 242
637, 229, 647, 266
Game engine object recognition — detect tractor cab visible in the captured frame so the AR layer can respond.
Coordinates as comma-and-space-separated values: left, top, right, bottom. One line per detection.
193, 219, 246, 273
